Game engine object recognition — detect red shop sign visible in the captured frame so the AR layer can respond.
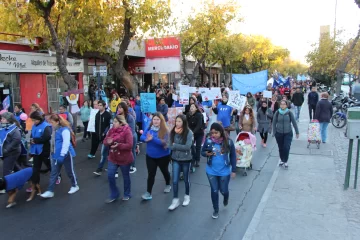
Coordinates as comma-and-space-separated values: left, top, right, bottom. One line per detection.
145, 37, 181, 58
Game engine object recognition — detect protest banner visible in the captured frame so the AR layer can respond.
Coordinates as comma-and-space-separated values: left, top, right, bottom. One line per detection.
200, 87, 222, 101
87, 109, 99, 132
263, 90, 272, 98
232, 70, 268, 94
228, 90, 242, 109
167, 107, 184, 130
189, 87, 198, 94
140, 93, 157, 113
179, 85, 189, 105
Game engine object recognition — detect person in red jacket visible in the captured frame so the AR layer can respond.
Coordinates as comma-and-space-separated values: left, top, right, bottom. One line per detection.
103, 115, 134, 203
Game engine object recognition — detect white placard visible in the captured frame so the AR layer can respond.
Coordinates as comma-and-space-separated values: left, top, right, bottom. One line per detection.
87, 109, 99, 132
228, 92, 247, 111
212, 88, 222, 100
179, 85, 189, 105
189, 87, 198, 93
2, 89, 9, 94
172, 94, 178, 101
0, 50, 84, 73
263, 90, 272, 98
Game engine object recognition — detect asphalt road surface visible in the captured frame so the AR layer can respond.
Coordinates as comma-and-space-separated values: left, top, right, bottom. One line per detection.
0, 131, 279, 240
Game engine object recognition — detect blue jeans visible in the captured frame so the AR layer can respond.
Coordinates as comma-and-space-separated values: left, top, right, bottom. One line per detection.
275, 131, 293, 163
97, 144, 109, 170
172, 160, 191, 198
319, 122, 329, 143
206, 174, 230, 212
131, 135, 137, 167
48, 154, 78, 192
294, 106, 301, 121
107, 161, 131, 199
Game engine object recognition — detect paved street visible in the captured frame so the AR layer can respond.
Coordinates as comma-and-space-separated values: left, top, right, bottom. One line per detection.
0, 117, 279, 240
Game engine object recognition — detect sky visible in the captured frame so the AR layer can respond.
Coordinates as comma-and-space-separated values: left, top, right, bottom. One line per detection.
171, 0, 360, 64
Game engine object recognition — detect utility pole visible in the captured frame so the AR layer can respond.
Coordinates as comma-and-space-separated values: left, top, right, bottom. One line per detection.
334, 0, 338, 40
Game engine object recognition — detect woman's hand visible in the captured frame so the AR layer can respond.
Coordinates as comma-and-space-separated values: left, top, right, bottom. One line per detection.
231, 172, 236, 178
206, 151, 214, 157
253, 127, 257, 132
110, 142, 118, 149
106, 137, 113, 145
145, 133, 153, 142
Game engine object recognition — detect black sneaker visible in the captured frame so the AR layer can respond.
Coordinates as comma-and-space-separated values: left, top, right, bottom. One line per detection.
223, 198, 228, 207
195, 162, 200, 167
93, 169, 102, 176
212, 211, 219, 219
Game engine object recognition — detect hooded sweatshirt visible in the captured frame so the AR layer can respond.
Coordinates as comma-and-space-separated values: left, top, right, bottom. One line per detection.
213, 102, 233, 128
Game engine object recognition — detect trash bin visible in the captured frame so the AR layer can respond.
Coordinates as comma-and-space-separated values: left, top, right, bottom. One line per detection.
347, 107, 360, 139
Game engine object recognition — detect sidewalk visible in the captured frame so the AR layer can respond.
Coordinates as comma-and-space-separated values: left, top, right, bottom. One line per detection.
242, 102, 355, 240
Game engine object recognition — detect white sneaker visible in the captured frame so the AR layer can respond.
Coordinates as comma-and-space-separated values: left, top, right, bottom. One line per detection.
0, 189, 6, 194
182, 195, 190, 206
168, 198, 180, 211
6, 202, 17, 208
164, 185, 172, 193
115, 173, 119, 179
129, 167, 137, 174
40, 191, 54, 198
68, 185, 80, 194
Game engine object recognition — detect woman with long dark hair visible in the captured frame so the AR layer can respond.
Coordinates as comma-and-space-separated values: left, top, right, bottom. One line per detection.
238, 105, 257, 133
26, 111, 52, 201
40, 114, 78, 198
257, 101, 273, 148
117, 102, 137, 174
246, 92, 255, 110
201, 122, 236, 219
140, 112, 171, 200
168, 115, 193, 210
186, 103, 204, 171
272, 100, 299, 169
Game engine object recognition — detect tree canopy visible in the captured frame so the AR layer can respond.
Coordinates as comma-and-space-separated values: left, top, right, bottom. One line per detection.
0, 0, 172, 90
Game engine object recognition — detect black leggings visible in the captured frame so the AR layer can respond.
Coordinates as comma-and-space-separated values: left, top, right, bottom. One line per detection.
82, 121, 91, 139
146, 154, 171, 194
260, 132, 268, 144
31, 153, 51, 184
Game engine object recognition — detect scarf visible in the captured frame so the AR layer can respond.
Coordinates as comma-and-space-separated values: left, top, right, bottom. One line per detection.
211, 136, 223, 144
175, 127, 183, 134
278, 108, 289, 115
150, 125, 160, 132
261, 107, 267, 114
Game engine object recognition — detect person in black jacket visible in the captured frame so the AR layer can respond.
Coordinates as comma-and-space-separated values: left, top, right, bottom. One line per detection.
315, 92, 333, 143
308, 86, 319, 121
183, 97, 197, 115
187, 103, 204, 171
291, 87, 305, 122
88, 100, 112, 158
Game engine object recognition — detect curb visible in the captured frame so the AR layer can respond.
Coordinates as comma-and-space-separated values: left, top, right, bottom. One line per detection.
242, 163, 280, 240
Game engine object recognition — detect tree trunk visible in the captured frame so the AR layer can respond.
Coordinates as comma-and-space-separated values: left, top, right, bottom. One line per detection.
336, 25, 360, 95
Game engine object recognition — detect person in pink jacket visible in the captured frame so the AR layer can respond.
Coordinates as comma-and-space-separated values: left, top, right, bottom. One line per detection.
103, 115, 134, 203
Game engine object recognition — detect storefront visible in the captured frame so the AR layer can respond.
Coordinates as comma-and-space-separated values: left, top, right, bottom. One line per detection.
0, 45, 84, 113
127, 37, 181, 91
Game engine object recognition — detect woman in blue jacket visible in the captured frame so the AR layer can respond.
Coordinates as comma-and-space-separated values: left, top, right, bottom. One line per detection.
201, 122, 237, 219
40, 114, 78, 198
140, 112, 171, 200
27, 111, 52, 201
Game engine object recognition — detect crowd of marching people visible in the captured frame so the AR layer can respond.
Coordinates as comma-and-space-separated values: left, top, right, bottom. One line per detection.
1, 78, 329, 219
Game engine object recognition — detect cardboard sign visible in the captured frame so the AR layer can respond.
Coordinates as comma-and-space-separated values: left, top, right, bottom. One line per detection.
228, 91, 247, 111
263, 90, 272, 98
179, 85, 189, 105
189, 87, 198, 94
172, 94, 178, 101
140, 93, 157, 113
167, 107, 184, 130
87, 109, 99, 132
